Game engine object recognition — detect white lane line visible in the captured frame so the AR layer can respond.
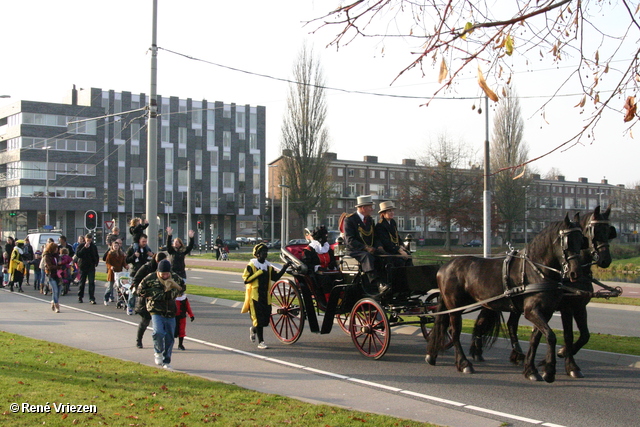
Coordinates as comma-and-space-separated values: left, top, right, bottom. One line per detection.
6, 289, 567, 427
464, 405, 543, 424
190, 276, 203, 279
229, 281, 244, 284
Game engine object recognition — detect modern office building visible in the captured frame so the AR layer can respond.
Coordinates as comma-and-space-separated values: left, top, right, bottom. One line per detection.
0, 87, 266, 247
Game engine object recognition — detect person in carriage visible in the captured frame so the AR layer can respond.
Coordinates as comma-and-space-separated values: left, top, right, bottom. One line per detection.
375, 201, 413, 268
343, 195, 389, 297
301, 225, 340, 303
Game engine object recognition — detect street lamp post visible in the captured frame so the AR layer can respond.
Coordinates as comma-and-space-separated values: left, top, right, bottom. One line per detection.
43, 145, 51, 227
279, 177, 289, 246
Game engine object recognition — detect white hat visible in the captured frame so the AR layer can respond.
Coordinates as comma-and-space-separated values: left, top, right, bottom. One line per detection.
355, 195, 374, 207
378, 201, 396, 213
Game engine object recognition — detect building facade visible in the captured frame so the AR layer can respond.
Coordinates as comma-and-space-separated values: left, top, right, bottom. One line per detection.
268, 153, 633, 246
0, 87, 267, 248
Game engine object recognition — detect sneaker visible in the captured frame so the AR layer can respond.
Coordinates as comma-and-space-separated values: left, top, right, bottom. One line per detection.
104, 300, 109, 306
257, 342, 268, 349
127, 308, 134, 315
154, 353, 163, 366
78, 298, 83, 303
136, 341, 143, 349
90, 300, 96, 305
249, 327, 256, 343
162, 364, 172, 370
178, 344, 186, 351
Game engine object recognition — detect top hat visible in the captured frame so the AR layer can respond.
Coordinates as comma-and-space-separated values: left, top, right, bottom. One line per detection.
378, 201, 396, 213
355, 195, 374, 207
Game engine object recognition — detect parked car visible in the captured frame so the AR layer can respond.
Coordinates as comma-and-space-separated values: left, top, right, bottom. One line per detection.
287, 239, 308, 245
223, 240, 240, 250
462, 239, 482, 247
26, 232, 62, 252
266, 240, 281, 249
235, 237, 249, 245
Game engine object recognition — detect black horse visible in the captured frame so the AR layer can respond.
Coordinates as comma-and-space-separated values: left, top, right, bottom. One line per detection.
470, 206, 616, 378
426, 214, 585, 383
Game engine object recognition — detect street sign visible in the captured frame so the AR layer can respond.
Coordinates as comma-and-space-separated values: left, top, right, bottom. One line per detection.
43, 225, 53, 230
104, 220, 114, 230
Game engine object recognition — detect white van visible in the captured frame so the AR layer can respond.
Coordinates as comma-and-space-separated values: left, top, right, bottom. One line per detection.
26, 232, 62, 252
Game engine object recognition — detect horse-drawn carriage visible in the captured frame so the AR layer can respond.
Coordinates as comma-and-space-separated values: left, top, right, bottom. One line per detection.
269, 241, 443, 359
268, 206, 622, 383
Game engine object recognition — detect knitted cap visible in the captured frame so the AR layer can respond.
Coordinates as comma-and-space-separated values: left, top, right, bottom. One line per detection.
253, 243, 268, 257
158, 259, 172, 273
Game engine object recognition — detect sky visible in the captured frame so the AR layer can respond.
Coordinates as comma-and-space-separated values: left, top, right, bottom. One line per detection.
2, 1, 638, 188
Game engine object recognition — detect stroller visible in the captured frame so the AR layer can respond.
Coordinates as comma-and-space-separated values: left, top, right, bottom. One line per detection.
114, 272, 131, 311
220, 246, 229, 261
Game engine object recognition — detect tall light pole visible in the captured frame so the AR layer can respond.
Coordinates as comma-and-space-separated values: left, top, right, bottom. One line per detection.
43, 145, 51, 227
483, 95, 492, 257
523, 185, 529, 245
146, 0, 159, 250
279, 177, 289, 245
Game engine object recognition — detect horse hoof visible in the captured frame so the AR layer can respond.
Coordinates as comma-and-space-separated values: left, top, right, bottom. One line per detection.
569, 370, 584, 379
527, 373, 543, 382
462, 366, 475, 374
557, 347, 567, 358
542, 372, 556, 383
425, 354, 437, 366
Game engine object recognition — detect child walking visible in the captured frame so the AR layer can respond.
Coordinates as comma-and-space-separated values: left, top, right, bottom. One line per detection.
32, 251, 43, 291
174, 293, 195, 350
241, 243, 291, 349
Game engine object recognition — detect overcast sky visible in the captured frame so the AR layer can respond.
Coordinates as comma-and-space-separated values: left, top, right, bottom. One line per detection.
3, 1, 637, 187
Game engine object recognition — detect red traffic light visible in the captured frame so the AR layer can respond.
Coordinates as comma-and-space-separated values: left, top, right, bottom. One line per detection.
85, 210, 98, 230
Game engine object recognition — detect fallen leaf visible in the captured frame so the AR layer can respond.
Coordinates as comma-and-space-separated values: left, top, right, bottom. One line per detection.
477, 67, 499, 102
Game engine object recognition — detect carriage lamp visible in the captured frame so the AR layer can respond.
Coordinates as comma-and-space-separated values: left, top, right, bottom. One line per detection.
404, 234, 415, 253
335, 236, 345, 256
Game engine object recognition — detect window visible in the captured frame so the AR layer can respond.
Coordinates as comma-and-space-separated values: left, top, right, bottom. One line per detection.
131, 168, 144, 184
348, 169, 354, 177
223, 104, 231, 118
178, 170, 188, 187
389, 171, 395, 180
236, 111, 245, 129
207, 109, 216, 128
210, 150, 218, 167
397, 217, 405, 230
359, 169, 365, 178
250, 112, 257, 130
380, 170, 386, 179
253, 174, 260, 190
223, 172, 234, 188
207, 130, 215, 150
192, 108, 202, 125
337, 168, 344, 177
195, 191, 202, 208
195, 150, 202, 180
370, 170, 375, 179
161, 125, 170, 143
223, 131, 231, 148
249, 134, 257, 150
239, 153, 245, 169
178, 127, 187, 144
253, 154, 260, 168
210, 193, 219, 209
165, 191, 173, 207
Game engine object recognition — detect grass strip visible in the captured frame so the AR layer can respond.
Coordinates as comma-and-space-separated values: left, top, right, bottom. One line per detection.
0, 331, 437, 427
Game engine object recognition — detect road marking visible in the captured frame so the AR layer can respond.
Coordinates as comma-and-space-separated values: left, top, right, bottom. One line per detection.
7, 289, 568, 427
190, 276, 203, 279
229, 281, 244, 284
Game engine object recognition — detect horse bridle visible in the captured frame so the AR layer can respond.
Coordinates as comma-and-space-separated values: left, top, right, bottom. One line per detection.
556, 225, 583, 278
584, 219, 611, 264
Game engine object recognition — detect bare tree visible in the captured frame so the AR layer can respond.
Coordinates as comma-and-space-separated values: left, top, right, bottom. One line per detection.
543, 167, 564, 180
491, 85, 532, 243
398, 134, 482, 250
281, 45, 333, 237
313, 1, 640, 163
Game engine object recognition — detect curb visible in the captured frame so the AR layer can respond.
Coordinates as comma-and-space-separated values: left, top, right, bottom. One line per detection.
185, 293, 640, 370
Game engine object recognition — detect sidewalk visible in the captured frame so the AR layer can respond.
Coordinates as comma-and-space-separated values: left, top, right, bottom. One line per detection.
0, 289, 500, 427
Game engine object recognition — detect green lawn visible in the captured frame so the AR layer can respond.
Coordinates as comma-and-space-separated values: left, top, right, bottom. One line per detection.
0, 332, 437, 427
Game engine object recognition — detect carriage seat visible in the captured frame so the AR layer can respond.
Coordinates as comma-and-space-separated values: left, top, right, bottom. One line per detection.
338, 255, 360, 272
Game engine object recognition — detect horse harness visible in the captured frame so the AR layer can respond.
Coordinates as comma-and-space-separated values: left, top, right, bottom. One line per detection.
583, 217, 611, 265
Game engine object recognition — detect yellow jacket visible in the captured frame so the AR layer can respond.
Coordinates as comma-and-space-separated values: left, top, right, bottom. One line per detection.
241, 263, 275, 314
8, 247, 25, 275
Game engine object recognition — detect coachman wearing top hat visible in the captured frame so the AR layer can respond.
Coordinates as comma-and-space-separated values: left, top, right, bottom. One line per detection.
343, 195, 389, 295
375, 201, 413, 267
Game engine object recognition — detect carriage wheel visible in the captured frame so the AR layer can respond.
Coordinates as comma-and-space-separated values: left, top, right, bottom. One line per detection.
349, 298, 390, 359
335, 312, 351, 335
420, 292, 453, 349
270, 279, 305, 344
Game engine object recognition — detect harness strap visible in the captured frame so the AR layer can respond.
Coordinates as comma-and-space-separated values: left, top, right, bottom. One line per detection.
433, 281, 562, 316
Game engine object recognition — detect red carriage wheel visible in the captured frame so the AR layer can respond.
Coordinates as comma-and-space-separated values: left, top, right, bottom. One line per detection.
335, 312, 351, 335
270, 279, 305, 344
349, 298, 390, 359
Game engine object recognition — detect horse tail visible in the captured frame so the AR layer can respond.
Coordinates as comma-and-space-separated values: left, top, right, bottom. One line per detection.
471, 308, 503, 351
427, 299, 450, 355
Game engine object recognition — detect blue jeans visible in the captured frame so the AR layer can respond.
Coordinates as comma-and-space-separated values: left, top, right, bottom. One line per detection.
49, 277, 60, 304
151, 314, 176, 364
34, 270, 43, 289
104, 281, 114, 302
127, 289, 137, 311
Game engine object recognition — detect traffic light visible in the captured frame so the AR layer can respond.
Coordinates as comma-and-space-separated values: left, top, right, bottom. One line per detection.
8, 212, 16, 216
85, 210, 97, 230
197, 221, 203, 230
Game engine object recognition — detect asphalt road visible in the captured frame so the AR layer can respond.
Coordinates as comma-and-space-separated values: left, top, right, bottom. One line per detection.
6, 280, 639, 427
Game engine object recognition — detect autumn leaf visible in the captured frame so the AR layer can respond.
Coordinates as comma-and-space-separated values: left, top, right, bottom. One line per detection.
513, 166, 526, 180
624, 96, 636, 122
505, 35, 514, 56
595, 50, 599, 66
574, 95, 586, 108
438, 58, 448, 83
461, 22, 473, 40
477, 67, 499, 102
61, 414, 68, 420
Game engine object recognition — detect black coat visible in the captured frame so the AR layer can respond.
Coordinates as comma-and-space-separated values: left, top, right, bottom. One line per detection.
344, 212, 375, 253
76, 242, 99, 272
375, 218, 403, 254
126, 245, 154, 277
166, 235, 194, 278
